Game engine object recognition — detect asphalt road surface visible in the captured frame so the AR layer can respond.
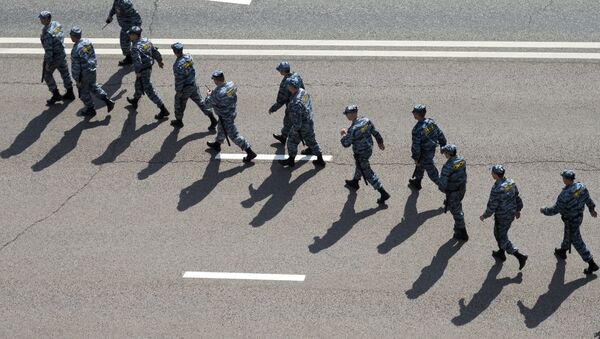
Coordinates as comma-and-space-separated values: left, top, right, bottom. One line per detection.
0, 1, 599, 337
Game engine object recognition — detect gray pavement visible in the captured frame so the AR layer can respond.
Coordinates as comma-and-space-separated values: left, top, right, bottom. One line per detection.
1, 1, 600, 338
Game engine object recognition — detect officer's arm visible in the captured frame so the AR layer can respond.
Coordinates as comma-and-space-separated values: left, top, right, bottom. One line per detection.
108, 1, 116, 17
515, 185, 524, 212
437, 166, 449, 192
204, 91, 216, 109
270, 84, 287, 112
371, 122, 384, 145
583, 189, 596, 213
131, 46, 142, 72
438, 126, 447, 147
411, 129, 421, 161
340, 126, 353, 148
482, 189, 499, 219
290, 103, 302, 130
542, 196, 561, 216
174, 66, 184, 92
42, 34, 54, 64
298, 76, 305, 89
71, 52, 81, 82
152, 47, 163, 63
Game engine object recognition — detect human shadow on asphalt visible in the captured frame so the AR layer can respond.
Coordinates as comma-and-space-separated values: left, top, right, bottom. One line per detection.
451, 261, 523, 326
31, 115, 111, 172
405, 238, 464, 299
1, 103, 71, 159
177, 151, 253, 212
138, 128, 212, 180
240, 143, 321, 228
92, 106, 164, 165
308, 189, 387, 253
377, 188, 444, 254
516, 259, 597, 328
95, 67, 131, 110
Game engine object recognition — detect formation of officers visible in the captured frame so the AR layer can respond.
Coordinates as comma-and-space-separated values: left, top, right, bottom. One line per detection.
37, 3, 599, 276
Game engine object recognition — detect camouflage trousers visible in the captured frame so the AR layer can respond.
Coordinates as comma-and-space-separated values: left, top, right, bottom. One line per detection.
44, 57, 73, 92
493, 216, 517, 254
559, 218, 593, 262
281, 106, 292, 136
414, 149, 439, 184
447, 186, 466, 230
133, 68, 164, 107
215, 113, 251, 151
353, 151, 383, 190
78, 73, 109, 109
287, 121, 322, 157
174, 84, 213, 120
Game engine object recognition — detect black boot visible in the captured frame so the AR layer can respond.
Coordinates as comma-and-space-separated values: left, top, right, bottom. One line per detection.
243, 148, 257, 163
377, 187, 390, 204
514, 251, 528, 270
208, 115, 218, 131
206, 141, 221, 152
126, 97, 139, 109
554, 248, 567, 260
584, 259, 599, 275
273, 134, 287, 144
345, 179, 359, 190
301, 148, 313, 155
278, 156, 295, 168
80, 107, 97, 117
155, 105, 170, 120
313, 153, 326, 167
46, 89, 62, 106
453, 228, 469, 241
104, 98, 115, 113
492, 249, 506, 262
118, 55, 132, 66
62, 87, 75, 101
170, 119, 184, 128
408, 178, 422, 190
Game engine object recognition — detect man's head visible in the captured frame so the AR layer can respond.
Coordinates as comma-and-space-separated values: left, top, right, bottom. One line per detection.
287, 76, 301, 94
343, 105, 358, 121
441, 144, 457, 159
69, 26, 82, 43
38, 11, 51, 26
412, 104, 426, 121
561, 169, 575, 185
276, 61, 291, 76
171, 42, 184, 57
491, 164, 505, 180
127, 26, 142, 41
211, 70, 225, 85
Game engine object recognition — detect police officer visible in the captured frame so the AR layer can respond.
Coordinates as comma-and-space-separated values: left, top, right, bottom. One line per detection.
170, 42, 218, 130
269, 61, 308, 152
205, 70, 257, 163
479, 165, 528, 269
438, 144, 469, 241
409, 104, 447, 190
106, 0, 142, 66
69, 27, 115, 117
340, 105, 390, 204
125, 26, 170, 119
278, 78, 326, 168
38, 11, 74, 106
541, 170, 599, 275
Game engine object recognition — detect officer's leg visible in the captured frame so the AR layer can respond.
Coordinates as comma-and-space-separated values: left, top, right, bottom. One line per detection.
224, 118, 250, 151
87, 73, 108, 100
302, 122, 321, 154
133, 74, 143, 99
79, 80, 94, 109
281, 108, 292, 136
174, 93, 187, 121
493, 219, 502, 248
570, 225, 593, 262
215, 117, 226, 144
559, 221, 571, 251
57, 57, 73, 89
496, 217, 517, 254
44, 63, 58, 92
286, 131, 300, 157
449, 191, 466, 230
120, 29, 130, 57
360, 155, 383, 190
189, 87, 212, 116
423, 154, 440, 184
141, 69, 164, 107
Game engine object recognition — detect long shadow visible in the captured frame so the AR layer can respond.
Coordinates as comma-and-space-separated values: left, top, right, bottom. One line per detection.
138, 129, 212, 180
452, 262, 523, 326
240, 144, 321, 227
31, 115, 111, 172
1, 103, 71, 159
177, 151, 253, 212
405, 238, 464, 299
309, 190, 386, 253
95, 67, 131, 110
92, 106, 163, 165
517, 260, 597, 328
377, 189, 444, 254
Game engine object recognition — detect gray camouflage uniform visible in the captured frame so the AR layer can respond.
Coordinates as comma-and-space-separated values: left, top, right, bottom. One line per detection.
173, 54, 213, 120
131, 37, 164, 107
341, 117, 384, 190
270, 73, 304, 136
438, 155, 467, 231
412, 118, 447, 184
205, 81, 251, 151
108, 0, 142, 57
71, 39, 109, 109
286, 88, 322, 157
41, 21, 73, 92
482, 178, 524, 254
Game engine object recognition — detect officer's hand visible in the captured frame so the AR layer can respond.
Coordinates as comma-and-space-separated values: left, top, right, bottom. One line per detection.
591, 210, 598, 218
378, 143, 385, 151
105, 16, 113, 24
515, 211, 521, 219
206, 90, 212, 96
340, 128, 347, 136
158, 61, 164, 69
479, 215, 485, 222
268, 108, 275, 114
176, 91, 183, 98
539, 207, 545, 214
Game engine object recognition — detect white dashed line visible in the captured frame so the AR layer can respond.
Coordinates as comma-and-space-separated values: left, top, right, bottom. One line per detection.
216, 153, 333, 162
183, 271, 305, 281
208, 0, 252, 5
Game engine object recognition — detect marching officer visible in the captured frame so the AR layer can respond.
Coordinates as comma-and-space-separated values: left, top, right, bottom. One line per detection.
106, 0, 142, 66
438, 144, 469, 241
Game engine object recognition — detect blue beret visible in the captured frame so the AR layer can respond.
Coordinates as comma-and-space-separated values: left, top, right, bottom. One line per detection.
412, 104, 426, 115
211, 70, 224, 79
491, 164, 505, 175
70, 26, 82, 36
127, 26, 142, 35
343, 105, 358, 115
171, 42, 184, 51
441, 144, 457, 155
276, 61, 290, 72
560, 170, 575, 180
38, 11, 51, 19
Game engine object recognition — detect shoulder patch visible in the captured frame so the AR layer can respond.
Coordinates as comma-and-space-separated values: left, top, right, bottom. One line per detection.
452, 159, 465, 170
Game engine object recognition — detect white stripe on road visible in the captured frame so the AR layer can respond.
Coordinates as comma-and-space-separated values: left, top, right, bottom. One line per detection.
208, 0, 252, 4
3, 47, 600, 59
216, 153, 333, 162
183, 271, 305, 281
2, 38, 600, 48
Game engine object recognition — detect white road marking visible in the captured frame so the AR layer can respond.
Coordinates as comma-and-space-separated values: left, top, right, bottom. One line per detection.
2, 48, 600, 59
1, 38, 600, 48
208, 0, 252, 4
216, 153, 333, 162
183, 271, 305, 281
